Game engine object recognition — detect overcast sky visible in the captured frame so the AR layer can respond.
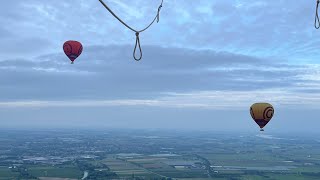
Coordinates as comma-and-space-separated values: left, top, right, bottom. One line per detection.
1, 0, 320, 133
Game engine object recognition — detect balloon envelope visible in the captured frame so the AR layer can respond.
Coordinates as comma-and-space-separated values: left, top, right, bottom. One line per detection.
250, 103, 274, 131
63, 40, 83, 63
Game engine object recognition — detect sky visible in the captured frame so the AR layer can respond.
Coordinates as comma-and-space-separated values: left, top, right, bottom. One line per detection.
0, 0, 320, 132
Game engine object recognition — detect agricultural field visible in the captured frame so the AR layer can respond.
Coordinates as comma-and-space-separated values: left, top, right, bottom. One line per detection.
27, 165, 82, 179
0, 129, 319, 179
0, 166, 19, 179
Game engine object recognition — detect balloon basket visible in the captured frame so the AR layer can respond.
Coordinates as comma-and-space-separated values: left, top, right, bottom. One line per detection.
71, 61, 74, 64
260, 128, 264, 132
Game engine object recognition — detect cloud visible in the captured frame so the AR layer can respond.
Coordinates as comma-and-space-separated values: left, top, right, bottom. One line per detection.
1, 1, 320, 131
1, 0, 319, 62
0, 45, 320, 110
0, 37, 53, 55
2, 88, 320, 110
0, 45, 282, 100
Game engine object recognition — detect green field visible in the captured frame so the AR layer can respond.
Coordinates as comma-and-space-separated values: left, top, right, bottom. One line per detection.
27, 166, 82, 179
0, 167, 19, 179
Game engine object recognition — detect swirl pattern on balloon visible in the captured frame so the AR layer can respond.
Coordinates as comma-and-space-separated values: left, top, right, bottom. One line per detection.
263, 106, 274, 121
63, 40, 83, 62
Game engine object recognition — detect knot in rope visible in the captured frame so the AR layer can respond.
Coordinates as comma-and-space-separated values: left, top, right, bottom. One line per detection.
315, 0, 320, 29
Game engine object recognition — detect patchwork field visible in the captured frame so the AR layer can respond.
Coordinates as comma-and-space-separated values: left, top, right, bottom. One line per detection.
0, 130, 320, 179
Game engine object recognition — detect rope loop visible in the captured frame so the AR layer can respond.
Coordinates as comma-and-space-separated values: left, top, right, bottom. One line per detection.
315, 0, 320, 29
133, 32, 142, 61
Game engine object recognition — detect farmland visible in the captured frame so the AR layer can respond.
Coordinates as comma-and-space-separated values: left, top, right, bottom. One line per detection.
0, 129, 319, 179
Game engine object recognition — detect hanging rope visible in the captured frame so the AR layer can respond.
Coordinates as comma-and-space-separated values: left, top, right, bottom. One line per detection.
98, 0, 163, 61
315, 0, 320, 29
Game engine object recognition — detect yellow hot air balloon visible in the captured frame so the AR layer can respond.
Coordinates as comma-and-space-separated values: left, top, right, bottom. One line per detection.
250, 103, 274, 131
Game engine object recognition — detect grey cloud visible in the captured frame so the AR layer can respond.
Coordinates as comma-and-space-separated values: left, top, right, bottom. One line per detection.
1, 0, 320, 131
0, 37, 53, 55
0, 45, 311, 102
1, 0, 319, 61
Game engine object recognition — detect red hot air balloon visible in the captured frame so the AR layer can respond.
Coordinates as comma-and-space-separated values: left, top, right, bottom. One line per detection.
63, 40, 83, 64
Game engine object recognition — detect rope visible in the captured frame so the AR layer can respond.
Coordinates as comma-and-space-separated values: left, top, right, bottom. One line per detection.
134, 32, 142, 61
98, 0, 163, 61
316, 0, 320, 29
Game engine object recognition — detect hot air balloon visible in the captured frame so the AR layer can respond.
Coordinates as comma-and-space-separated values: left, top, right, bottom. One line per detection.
250, 103, 274, 131
63, 40, 83, 64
